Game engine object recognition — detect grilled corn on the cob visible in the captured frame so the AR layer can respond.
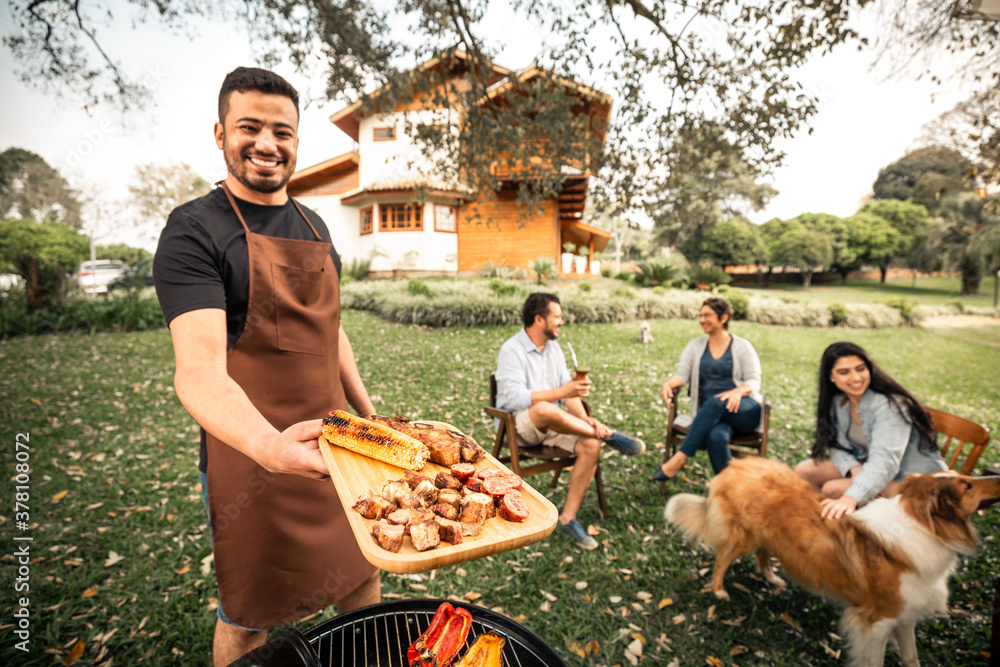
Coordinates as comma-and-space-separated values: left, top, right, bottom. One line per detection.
322, 410, 430, 470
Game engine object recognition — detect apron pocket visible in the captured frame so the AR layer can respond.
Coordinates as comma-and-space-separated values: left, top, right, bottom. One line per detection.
272, 263, 333, 355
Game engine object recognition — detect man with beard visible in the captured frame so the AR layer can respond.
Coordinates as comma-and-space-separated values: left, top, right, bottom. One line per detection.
494, 292, 646, 550
153, 67, 380, 666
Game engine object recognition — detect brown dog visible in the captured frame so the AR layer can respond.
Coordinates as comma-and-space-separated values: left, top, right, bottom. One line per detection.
665, 457, 1000, 667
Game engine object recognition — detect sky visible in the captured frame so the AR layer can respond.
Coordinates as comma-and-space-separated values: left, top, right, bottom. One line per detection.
0, 5, 970, 250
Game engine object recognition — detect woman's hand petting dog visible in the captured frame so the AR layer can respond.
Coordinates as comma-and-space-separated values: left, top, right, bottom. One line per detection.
820, 495, 859, 520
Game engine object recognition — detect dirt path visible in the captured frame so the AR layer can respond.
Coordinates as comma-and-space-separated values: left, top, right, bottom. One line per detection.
920, 314, 1000, 328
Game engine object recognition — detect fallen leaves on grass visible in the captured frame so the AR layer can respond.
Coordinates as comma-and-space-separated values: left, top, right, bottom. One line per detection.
779, 612, 801, 631
104, 551, 124, 567
705, 656, 724, 667
658, 598, 674, 610
624, 637, 643, 664
52, 490, 69, 502
62, 641, 85, 665
81, 585, 98, 598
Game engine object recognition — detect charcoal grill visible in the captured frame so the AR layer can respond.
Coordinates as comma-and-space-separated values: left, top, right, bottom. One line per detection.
303, 599, 567, 667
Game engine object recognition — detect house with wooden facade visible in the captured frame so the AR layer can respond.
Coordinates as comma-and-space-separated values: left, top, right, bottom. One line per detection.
287, 50, 612, 277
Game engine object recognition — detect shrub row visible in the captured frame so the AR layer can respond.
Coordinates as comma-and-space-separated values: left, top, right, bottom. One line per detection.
340, 280, 950, 329
0, 293, 165, 338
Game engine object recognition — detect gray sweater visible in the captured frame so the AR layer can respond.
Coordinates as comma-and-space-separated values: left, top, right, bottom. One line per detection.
673, 334, 764, 429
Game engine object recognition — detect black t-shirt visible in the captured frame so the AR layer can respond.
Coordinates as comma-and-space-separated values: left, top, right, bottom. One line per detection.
153, 186, 343, 472
154, 187, 342, 346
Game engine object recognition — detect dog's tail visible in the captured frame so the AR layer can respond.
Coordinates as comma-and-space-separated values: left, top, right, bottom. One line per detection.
664, 493, 711, 545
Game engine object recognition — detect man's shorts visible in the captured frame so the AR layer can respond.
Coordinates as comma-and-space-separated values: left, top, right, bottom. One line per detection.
514, 409, 579, 453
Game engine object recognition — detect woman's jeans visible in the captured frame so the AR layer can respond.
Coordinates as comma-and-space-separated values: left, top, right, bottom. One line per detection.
679, 396, 762, 473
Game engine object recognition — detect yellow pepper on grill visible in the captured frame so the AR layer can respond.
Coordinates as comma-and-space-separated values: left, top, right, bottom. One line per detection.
453, 632, 505, 667
322, 410, 429, 470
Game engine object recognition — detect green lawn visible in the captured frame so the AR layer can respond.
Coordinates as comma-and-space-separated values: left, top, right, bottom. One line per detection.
752, 275, 1000, 309
1, 311, 998, 666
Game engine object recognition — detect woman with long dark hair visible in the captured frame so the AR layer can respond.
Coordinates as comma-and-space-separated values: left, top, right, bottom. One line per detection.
653, 297, 763, 481
795, 341, 946, 519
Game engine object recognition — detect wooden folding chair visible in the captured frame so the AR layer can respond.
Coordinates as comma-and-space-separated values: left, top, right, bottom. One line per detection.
925, 406, 990, 475
483, 374, 607, 518
662, 397, 771, 495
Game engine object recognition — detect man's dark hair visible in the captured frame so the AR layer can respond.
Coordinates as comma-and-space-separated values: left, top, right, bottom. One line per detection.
522, 293, 560, 328
218, 67, 300, 124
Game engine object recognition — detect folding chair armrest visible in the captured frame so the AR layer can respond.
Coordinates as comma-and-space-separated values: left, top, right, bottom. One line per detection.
483, 406, 513, 421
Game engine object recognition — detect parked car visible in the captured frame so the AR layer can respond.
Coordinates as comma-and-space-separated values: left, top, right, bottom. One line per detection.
75, 260, 128, 294
108, 257, 154, 292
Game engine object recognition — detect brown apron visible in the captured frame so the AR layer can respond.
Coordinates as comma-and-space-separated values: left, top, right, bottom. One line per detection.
205, 182, 376, 629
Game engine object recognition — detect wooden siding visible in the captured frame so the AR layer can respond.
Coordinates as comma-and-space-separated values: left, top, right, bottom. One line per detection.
287, 167, 359, 197
458, 189, 559, 272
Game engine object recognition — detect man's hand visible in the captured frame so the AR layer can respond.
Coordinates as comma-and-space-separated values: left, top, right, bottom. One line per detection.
562, 376, 592, 399
246, 419, 330, 480
584, 416, 611, 439
820, 495, 858, 520
715, 387, 745, 413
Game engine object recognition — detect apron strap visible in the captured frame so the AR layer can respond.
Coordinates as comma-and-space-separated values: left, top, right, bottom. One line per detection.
218, 180, 322, 240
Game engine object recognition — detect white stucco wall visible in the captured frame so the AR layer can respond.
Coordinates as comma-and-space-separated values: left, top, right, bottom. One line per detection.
357, 109, 457, 186
294, 195, 361, 265
358, 202, 458, 273
297, 196, 458, 273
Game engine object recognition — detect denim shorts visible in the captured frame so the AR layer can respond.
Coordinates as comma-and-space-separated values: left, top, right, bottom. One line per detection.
200, 470, 270, 632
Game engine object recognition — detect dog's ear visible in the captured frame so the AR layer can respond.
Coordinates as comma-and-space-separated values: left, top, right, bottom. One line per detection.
927, 479, 978, 552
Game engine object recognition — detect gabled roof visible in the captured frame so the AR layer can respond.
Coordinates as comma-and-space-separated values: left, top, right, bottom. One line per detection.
287, 152, 359, 197
330, 50, 513, 141
339, 175, 475, 205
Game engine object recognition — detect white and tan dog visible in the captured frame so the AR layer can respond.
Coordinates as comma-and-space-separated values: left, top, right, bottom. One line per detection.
665, 457, 1000, 667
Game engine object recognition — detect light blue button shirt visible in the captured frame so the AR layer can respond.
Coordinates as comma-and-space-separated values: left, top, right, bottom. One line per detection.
495, 328, 571, 412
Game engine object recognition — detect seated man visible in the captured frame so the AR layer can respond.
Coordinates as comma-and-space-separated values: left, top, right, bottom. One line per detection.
495, 292, 645, 550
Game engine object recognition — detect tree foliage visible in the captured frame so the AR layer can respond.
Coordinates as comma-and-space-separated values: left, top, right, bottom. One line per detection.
766, 219, 832, 288
915, 194, 1000, 295
128, 162, 211, 224
0, 218, 89, 310
920, 87, 1000, 192
649, 121, 777, 248
3, 0, 869, 229
842, 211, 902, 283
0, 148, 83, 228
681, 217, 767, 270
871, 146, 974, 213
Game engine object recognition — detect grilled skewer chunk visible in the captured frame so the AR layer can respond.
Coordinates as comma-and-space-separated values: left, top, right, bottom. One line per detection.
371, 521, 405, 552
352, 491, 396, 520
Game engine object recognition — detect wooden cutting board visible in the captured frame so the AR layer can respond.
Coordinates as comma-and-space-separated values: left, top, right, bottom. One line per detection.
321, 421, 559, 574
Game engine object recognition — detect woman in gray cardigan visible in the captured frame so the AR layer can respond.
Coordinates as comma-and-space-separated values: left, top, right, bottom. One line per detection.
795, 341, 946, 520
654, 298, 763, 481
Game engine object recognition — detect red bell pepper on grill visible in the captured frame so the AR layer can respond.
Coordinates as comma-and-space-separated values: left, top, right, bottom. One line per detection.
408, 602, 474, 667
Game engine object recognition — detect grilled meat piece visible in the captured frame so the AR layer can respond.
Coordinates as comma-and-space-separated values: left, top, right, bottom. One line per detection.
450, 463, 477, 482
437, 518, 464, 545
436, 488, 463, 507
368, 415, 485, 466
352, 491, 396, 520
402, 469, 433, 489
413, 480, 440, 507
382, 480, 418, 508
434, 471, 464, 491
430, 503, 460, 521
371, 521, 405, 552
498, 490, 530, 522
409, 520, 441, 552
460, 521, 483, 538
459, 493, 495, 524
